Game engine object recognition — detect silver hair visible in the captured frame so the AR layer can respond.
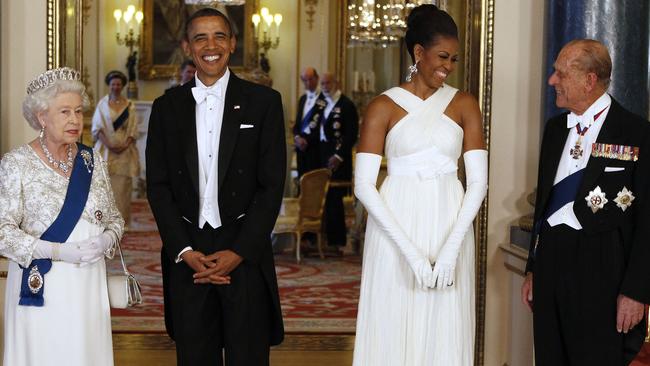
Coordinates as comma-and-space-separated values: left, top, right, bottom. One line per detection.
22, 79, 90, 130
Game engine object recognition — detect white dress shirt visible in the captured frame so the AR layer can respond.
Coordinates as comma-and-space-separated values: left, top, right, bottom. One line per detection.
302, 89, 320, 118
547, 92, 611, 230
176, 70, 230, 262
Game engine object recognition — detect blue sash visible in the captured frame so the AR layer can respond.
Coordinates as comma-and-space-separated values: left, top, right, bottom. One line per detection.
299, 96, 326, 134
19, 144, 94, 306
112, 103, 130, 131
531, 168, 585, 256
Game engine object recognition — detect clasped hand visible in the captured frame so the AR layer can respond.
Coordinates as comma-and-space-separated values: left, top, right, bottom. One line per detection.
182, 249, 243, 285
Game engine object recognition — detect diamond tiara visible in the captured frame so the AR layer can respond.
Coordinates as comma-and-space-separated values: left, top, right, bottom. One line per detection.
26, 67, 81, 95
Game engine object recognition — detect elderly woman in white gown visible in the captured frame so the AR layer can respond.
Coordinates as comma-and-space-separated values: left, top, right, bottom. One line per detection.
0, 67, 123, 366
91, 70, 139, 228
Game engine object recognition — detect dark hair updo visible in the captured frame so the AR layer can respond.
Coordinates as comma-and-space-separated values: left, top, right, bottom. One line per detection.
404, 4, 458, 63
105, 70, 127, 86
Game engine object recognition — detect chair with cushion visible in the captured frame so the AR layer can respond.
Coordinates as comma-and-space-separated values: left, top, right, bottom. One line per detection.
273, 168, 331, 263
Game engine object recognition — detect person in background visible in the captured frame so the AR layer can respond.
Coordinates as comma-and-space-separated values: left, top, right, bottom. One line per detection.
91, 70, 140, 229
0, 67, 123, 365
178, 59, 196, 86
318, 71, 359, 253
293, 67, 326, 178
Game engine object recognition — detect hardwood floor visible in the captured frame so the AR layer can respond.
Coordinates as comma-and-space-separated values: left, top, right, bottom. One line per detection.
113, 333, 354, 366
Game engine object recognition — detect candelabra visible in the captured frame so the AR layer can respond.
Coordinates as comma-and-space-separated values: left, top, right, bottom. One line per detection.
114, 5, 143, 99
251, 7, 282, 73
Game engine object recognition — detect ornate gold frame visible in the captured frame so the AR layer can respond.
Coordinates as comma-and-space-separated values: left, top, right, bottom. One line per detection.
138, 0, 259, 80
46, 0, 84, 70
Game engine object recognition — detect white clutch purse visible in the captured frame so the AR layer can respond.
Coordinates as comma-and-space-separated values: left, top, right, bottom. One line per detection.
107, 240, 143, 309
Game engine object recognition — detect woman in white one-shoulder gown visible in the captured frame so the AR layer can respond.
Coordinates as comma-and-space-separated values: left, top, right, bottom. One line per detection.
352, 5, 488, 366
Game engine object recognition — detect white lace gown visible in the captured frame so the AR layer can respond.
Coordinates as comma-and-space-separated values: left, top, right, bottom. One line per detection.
0, 145, 124, 366
353, 85, 475, 366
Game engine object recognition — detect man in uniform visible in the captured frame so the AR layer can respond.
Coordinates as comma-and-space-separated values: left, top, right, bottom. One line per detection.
521, 39, 650, 365
319, 72, 359, 252
293, 67, 326, 178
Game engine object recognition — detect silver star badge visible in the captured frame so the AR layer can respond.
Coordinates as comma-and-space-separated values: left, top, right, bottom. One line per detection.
614, 186, 635, 212
585, 186, 608, 213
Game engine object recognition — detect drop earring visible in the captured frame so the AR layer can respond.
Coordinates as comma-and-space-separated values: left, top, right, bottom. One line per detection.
39, 125, 45, 140
406, 61, 418, 82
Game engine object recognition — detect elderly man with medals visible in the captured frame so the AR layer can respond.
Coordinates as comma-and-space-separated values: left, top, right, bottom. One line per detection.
294, 67, 327, 178
0, 67, 124, 365
318, 72, 359, 251
521, 39, 650, 365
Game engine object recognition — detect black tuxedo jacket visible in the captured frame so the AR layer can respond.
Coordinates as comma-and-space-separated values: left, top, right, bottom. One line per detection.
146, 72, 286, 344
319, 94, 359, 181
527, 98, 650, 304
293, 92, 326, 141
293, 92, 326, 176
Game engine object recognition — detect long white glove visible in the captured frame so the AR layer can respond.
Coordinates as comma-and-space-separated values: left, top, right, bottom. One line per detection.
354, 153, 434, 289
432, 149, 488, 289
32, 238, 105, 264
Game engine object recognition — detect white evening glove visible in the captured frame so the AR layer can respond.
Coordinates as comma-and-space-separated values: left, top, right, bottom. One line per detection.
32, 238, 105, 264
354, 153, 434, 289
432, 149, 488, 289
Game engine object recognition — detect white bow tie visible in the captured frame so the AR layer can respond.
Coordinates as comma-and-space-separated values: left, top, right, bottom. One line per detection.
192, 86, 222, 104
567, 112, 591, 129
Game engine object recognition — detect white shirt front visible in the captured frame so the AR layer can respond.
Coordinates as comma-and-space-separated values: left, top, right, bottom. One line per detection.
176, 70, 231, 262
547, 92, 611, 229
302, 89, 320, 118
194, 70, 230, 230
320, 90, 341, 142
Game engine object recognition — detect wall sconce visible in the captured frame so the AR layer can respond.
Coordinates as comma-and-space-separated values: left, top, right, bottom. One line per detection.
113, 4, 143, 99
251, 7, 282, 73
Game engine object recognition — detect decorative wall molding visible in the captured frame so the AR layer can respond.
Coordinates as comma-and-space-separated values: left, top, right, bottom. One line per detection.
304, 0, 318, 30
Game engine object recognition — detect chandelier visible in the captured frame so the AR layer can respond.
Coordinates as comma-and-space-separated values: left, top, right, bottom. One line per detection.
347, 0, 444, 48
184, 0, 246, 5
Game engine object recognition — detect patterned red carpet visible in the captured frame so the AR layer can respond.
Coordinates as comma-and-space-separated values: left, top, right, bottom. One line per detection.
109, 200, 360, 334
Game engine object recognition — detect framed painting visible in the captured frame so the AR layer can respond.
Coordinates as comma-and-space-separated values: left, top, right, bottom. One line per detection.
139, 0, 258, 80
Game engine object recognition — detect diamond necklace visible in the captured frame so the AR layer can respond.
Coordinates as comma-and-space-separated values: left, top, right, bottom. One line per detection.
39, 136, 73, 174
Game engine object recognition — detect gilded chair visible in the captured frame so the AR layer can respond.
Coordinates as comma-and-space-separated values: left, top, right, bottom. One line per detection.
273, 168, 331, 263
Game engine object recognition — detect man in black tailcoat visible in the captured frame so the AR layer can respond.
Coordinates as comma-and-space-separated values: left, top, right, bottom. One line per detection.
293, 66, 326, 178
318, 72, 359, 251
522, 39, 650, 366
146, 8, 285, 366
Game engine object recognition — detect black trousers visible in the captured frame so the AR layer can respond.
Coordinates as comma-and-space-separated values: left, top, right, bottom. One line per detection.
532, 224, 645, 366
324, 186, 347, 247
168, 226, 272, 366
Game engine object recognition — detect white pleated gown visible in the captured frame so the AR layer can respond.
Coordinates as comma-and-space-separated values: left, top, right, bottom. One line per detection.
353, 85, 475, 366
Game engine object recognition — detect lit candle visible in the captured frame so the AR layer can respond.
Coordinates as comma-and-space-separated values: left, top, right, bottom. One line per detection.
260, 7, 270, 34
252, 13, 261, 38
113, 9, 122, 34
274, 14, 282, 37
264, 14, 273, 36
135, 10, 143, 36
123, 8, 134, 31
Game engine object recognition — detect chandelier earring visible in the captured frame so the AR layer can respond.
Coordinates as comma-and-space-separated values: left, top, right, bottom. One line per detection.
406, 61, 419, 82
